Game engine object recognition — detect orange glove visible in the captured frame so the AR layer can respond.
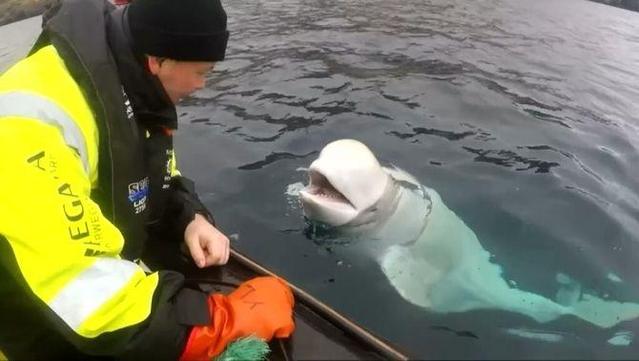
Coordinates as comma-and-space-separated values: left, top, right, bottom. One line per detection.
180, 276, 295, 361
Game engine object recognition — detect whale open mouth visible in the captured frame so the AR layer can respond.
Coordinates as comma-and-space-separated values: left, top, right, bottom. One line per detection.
299, 163, 359, 226
302, 169, 352, 206
298, 167, 359, 227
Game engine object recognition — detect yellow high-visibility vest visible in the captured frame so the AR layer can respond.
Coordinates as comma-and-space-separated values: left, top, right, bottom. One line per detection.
0, 44, 160, 339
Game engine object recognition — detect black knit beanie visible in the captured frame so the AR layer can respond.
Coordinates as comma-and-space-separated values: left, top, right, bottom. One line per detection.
127, 0, 229, 61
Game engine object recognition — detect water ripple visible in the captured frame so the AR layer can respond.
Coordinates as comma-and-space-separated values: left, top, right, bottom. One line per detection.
238, 151, 319, 170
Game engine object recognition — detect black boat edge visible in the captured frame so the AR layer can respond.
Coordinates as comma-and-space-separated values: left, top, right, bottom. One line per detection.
228, 249, 409, 360
144, 242, 410, 360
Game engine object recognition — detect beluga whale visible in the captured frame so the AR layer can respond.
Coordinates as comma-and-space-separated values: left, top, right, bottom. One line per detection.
297, 139, 639, 328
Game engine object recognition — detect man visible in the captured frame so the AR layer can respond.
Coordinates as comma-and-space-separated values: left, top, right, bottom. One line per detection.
0, 0, 295, 359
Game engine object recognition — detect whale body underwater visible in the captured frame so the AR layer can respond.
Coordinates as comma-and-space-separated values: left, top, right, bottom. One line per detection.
295, 139, 639, 328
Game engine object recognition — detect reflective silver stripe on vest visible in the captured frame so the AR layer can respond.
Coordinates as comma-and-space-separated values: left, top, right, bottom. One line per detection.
48, 258, 139, 331
0, 91, 89, 174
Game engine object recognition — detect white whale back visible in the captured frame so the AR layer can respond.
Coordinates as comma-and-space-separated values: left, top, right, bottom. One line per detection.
378, 184, 639, 327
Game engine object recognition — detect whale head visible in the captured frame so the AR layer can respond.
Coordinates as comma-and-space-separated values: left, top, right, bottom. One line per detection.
299, 139, 394, 227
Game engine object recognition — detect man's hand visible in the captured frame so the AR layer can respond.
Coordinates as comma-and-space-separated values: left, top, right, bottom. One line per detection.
184, 213, 230, 268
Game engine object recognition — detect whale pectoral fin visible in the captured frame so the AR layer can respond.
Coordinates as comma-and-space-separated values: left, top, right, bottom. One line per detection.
380, 245, 442, 309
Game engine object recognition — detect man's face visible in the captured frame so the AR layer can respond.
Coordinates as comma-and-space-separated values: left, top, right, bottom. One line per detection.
148, 56, 215, 104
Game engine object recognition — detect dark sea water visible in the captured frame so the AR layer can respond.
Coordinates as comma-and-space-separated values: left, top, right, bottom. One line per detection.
0, 16, 40, 73
2, 0, 639, 358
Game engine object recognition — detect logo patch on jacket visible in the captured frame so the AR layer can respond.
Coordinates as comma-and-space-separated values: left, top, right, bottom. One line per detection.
128, 177, 149, 214
122, 87, 135, 122
163, 149, 174, 189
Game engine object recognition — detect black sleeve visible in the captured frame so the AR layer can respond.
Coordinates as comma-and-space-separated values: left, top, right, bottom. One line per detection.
161, 175, 217, 243
116, 271, 211, 361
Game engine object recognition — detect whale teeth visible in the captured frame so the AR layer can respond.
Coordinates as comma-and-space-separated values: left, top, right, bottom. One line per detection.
306, 169, 350, 204
315, 187, 348, 202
